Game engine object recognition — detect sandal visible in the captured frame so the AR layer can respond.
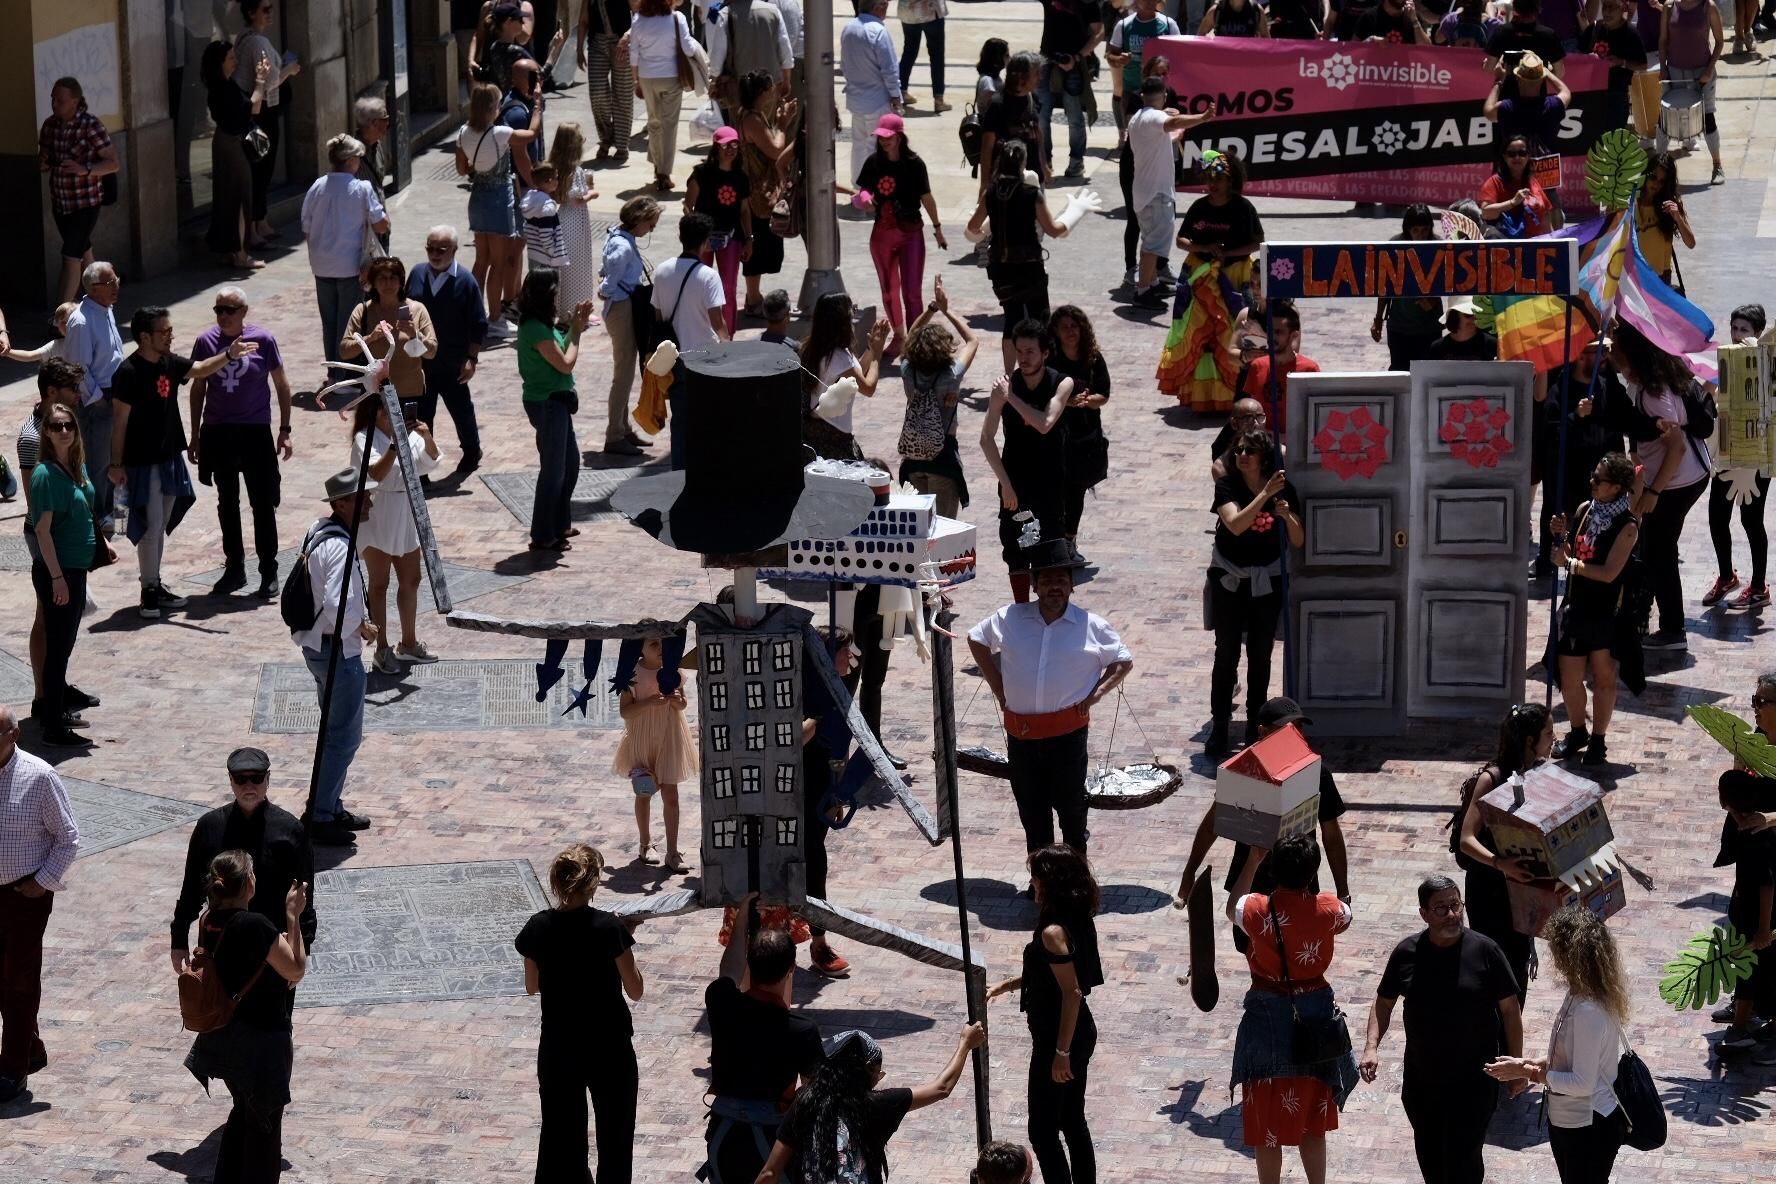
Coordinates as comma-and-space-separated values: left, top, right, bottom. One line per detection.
654, 175, 673, 193
741, 302, 766, 320
564, 527, 581, 538
639, 844, 660, 866
664, 850, 689, 873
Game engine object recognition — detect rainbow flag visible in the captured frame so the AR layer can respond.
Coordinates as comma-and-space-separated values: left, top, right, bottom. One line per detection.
1493, 214, 1623, 373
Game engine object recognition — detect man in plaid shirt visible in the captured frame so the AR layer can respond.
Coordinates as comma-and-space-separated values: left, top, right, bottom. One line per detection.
37, 77, 118, 306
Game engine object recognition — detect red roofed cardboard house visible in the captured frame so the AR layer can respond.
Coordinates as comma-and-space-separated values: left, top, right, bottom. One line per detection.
1213, 722, 1322, 847
1479, 764, 1625, 937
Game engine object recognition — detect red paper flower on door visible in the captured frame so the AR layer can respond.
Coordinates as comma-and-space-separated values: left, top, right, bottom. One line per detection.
1311, 406, 1389, 480
1439, 398, 1513, 468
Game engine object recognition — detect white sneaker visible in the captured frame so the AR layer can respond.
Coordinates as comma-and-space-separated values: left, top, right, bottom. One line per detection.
485, 319, 516, 340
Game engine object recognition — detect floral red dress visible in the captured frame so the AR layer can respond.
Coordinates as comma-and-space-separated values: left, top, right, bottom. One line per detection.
1235, 888, 1353, 1147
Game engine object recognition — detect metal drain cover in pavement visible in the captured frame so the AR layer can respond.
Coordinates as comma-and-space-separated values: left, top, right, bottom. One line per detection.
480, 463, 665, 529
185, 554, 528, 610
251, 657, 622, 733
62, 776, 208, 858
300, 859, 548, 1007
0, 535, 31, 572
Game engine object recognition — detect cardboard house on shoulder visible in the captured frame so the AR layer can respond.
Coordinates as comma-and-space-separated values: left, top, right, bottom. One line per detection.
1213, 723, 1321, 847
1478, 764, 1625, 937
761, 491, 978, 587
690, 603, 810, 906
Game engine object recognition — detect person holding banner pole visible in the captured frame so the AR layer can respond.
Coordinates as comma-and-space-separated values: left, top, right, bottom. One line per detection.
1371, 206, 1444, 371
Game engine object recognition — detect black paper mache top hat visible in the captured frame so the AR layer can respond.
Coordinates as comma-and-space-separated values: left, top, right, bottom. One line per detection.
1022, 537, 1087, 574
610, 341, 876, 554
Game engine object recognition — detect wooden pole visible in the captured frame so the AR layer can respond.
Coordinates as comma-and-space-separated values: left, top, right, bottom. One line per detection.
931, 608, 992, 1145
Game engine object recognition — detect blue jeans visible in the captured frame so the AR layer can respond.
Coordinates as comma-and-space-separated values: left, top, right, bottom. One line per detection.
1035, 65, 1087, 171
418, 364, 483, 468
898, 19, 946, 98
301, 640, 366, 823
524, 396, 580, 546
314, 275, 363, 383
76, 398, 115, 522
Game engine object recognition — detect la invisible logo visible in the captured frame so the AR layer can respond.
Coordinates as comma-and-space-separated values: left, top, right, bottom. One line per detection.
1300, 52, 1453, 92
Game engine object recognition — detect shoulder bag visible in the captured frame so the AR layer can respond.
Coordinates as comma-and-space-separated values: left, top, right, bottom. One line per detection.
1268, 895, 1353, 1065
178, 911, 270, 1033
1614, 1031, 1667, 1151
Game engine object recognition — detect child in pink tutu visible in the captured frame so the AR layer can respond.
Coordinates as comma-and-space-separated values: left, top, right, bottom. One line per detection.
612, 637, 698, 871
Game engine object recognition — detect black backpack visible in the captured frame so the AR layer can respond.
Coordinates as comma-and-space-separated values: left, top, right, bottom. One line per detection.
959, 103, 983, 170
280, 521, 348, 633
1615, 1039, 1667, 1150
1447, 763, 1496, 857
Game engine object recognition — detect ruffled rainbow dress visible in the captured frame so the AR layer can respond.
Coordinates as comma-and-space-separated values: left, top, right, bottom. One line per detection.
1156, 254, 1253, 413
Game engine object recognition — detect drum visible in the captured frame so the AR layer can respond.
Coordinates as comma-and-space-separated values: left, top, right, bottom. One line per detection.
1661, 84, 1703, 141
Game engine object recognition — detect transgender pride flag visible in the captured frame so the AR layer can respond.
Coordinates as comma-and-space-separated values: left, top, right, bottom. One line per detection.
1621, 210, 1718, 382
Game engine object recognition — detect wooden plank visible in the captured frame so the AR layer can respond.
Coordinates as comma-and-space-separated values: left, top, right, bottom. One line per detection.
801, 896, 986, 975
803, 625, 943, 846
444, 609, 690, 640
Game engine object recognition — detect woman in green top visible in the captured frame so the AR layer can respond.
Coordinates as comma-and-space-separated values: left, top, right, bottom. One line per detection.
516, 267, 597, 552
29, 402, 114, 747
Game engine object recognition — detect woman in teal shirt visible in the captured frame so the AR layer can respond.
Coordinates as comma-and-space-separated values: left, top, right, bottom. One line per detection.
29, 402, 114, 747
517, 267, 597, 552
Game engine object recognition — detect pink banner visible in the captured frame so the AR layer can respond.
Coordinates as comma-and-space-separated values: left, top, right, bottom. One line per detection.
1147, 36, 1612, 209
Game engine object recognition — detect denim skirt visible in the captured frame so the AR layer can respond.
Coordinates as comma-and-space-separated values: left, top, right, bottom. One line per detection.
468, 174, 517, 237
1230, 985, 1360, 1110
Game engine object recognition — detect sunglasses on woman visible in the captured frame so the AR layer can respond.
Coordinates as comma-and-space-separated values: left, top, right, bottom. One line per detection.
45, 422, 76, 434
1233, 445, 1264, 456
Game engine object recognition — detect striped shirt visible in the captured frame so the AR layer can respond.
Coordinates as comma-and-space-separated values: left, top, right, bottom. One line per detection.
0, 747, 81, 892
520, 190, 569, 269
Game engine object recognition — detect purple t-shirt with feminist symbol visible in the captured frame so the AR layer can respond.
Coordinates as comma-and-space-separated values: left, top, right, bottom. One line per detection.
190, 325, 285, 426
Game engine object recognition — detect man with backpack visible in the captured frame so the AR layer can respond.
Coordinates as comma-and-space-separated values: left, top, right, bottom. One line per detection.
286, 468, 380, 847
650, 213, 730, 469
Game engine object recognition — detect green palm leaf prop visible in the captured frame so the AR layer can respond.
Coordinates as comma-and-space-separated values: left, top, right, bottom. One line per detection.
1585, 129, 1648, 212
1474, 294, 1497, 335
1660, 924, 1758, 1011
1686, 704, 1776, 780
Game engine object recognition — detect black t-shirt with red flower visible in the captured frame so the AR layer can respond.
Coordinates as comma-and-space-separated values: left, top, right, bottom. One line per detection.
1587, 20, 1647, 94
1179, 195, 1265, 256
1355, 4, 1418, 42
1212, 471, 1299, 569
857, 151, 933, 228
691, 163, 753, 238
112, 351, 195, 466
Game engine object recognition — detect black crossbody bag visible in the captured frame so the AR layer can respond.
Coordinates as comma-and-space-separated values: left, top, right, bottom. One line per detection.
1268, 896, 1353, 1065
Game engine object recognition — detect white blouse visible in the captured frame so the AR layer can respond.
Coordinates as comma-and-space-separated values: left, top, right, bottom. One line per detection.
1544, 994, 1622, 1129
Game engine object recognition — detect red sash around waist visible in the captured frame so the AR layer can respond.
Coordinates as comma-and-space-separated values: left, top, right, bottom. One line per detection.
1003, 702, 1090, 741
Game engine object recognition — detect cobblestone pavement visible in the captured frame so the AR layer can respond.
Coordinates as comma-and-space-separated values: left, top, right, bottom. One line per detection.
3, 8, 1776, 1181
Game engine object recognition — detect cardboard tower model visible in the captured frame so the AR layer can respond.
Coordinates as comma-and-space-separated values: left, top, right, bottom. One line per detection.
1478, 763, 1625, 936
1213, 723, 1322, 847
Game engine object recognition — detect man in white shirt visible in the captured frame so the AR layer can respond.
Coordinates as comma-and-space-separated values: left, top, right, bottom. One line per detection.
292, 468, 381, 847
62, 262, 125, 527
653, 213, 731, 469
840, 0, 905, 183
0, 705, 80, 1102
1125, 76, 1212, 303
301, 135, 391, 389
967, 540, 1133, 857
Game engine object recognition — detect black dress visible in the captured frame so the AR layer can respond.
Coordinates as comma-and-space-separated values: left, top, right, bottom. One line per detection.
1454, 769, 1533, 1004
206, 80, 256, 255
996, 365, 1070, 564
1550, 504, 1646, 692
986, 180, 1049, 329
1020, 910, 1104, 1184
1050, 350, 1111, 541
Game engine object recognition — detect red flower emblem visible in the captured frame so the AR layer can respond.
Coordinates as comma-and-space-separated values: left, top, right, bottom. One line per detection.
1438, 398, 1513, 468
1576, 535, 1597, 561
1252, 511, 1275, 533
717, 184, 738, 206
1386, 29, 1403, 42
156, 375, 172, 400
1311, 405, 1390, 480
1592, 40, 1609, 56
877, 176, 898, 197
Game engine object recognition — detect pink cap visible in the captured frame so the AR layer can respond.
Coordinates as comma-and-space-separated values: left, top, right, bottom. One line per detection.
712, 125, 740, 145
873, 112, 906, 138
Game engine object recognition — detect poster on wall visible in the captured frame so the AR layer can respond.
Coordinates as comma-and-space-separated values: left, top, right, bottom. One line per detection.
1147, 36, 1610, 210
34, 24, 123, 129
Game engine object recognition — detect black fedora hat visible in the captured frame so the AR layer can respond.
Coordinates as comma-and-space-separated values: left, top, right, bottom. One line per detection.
1022, 538, 1087, 573
610, 342, 875, 554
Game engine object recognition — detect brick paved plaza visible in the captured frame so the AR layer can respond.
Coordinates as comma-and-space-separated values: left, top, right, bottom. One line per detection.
4, 7, 1776, 1180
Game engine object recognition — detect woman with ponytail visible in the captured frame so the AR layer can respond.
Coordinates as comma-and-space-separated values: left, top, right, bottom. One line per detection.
182, 849, 308, 1184
515, 843, 644, 1183
756, 1022, 985, 1183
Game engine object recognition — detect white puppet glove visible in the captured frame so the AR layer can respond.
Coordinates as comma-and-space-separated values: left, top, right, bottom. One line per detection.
644, 340, 680, 377
815, 376, 860, 424
1719, 467, 1764, 506
1057, 189, 1103, 231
